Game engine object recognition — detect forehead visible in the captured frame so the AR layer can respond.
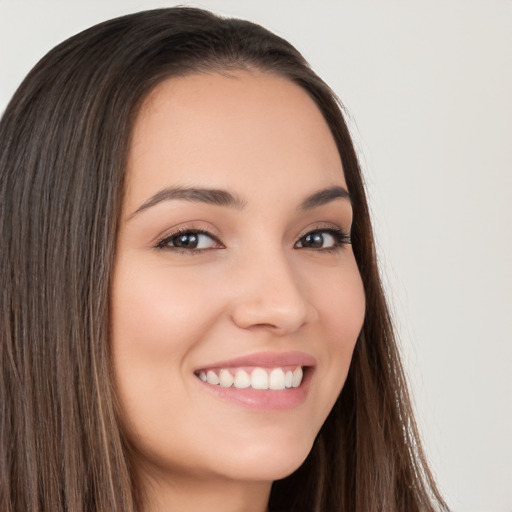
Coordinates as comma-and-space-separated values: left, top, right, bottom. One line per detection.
125, 70, 346, 210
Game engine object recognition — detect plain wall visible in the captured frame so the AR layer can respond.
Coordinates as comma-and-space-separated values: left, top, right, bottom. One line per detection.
1, 1, 511, 510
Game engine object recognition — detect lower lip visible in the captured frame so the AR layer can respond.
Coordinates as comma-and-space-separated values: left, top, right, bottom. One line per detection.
196, 368, 314, 411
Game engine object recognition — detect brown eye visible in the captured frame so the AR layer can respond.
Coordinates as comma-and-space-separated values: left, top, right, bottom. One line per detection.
302, 232, 327, 248
157, 230, 219, 251
295, 228, 351, 250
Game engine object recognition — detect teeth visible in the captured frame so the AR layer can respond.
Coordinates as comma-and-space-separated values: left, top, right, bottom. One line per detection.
219, 369, 234, 387
251, 368, 269, 389
269, 368, 285, 390
292, 367, 303, 388
284, 370, 293, 388
206, 370, 219, 385
234, 369, 251, 389
198, 366, 304, 390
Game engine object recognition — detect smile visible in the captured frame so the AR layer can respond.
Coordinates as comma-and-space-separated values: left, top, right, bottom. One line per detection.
196, 366, 304, 390
193, 351, 315, 410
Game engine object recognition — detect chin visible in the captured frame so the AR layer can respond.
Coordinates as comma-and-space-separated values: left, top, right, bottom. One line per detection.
216, 435, 315, 483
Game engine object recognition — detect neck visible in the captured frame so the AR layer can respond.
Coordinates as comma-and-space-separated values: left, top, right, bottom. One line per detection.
140, 470, 271, 512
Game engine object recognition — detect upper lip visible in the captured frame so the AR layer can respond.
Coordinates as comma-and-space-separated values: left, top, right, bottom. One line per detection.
195, 351, 317, 371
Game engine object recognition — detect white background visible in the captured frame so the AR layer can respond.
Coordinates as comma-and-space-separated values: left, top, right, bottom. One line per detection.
1, 1, 511, 511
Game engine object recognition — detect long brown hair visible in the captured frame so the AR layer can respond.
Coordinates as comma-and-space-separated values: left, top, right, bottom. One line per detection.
0, 7, 449, 511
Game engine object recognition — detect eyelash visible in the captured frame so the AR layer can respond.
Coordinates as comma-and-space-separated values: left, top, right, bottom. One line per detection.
155, 226, 351, 254
295, 227, 351, 252
155, 228, 222, 254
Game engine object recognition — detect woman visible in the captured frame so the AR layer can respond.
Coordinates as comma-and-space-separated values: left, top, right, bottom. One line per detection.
0, 7, 449, 512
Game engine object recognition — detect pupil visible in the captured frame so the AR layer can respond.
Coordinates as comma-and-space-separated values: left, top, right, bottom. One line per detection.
176, 233, 198, 248
305, 232, 323, 248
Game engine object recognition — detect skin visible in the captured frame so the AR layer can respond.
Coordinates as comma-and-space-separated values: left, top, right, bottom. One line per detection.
111, 70, 366, 512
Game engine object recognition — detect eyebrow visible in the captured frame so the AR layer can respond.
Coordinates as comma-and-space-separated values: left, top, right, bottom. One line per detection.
129, 184, 351, 218
298, 186, 351, 210
129, 186, 247, 218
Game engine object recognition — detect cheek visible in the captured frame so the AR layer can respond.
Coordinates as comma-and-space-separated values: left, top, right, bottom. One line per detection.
304, 258, 365, 413
109, 259, 229, 459
111, 259, 217, 355
324, 273, 365, 354
109, 259, 224, 419
306, 254, 366, 347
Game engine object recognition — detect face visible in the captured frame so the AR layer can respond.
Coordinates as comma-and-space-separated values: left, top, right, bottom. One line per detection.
111, 71, 365, 488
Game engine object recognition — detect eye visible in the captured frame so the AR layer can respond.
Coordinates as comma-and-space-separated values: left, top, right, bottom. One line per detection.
295, 228, 351, 250
156, 229, 221, 251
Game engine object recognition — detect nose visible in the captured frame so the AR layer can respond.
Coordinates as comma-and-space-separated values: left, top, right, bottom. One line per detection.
229, 250, 318, 335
